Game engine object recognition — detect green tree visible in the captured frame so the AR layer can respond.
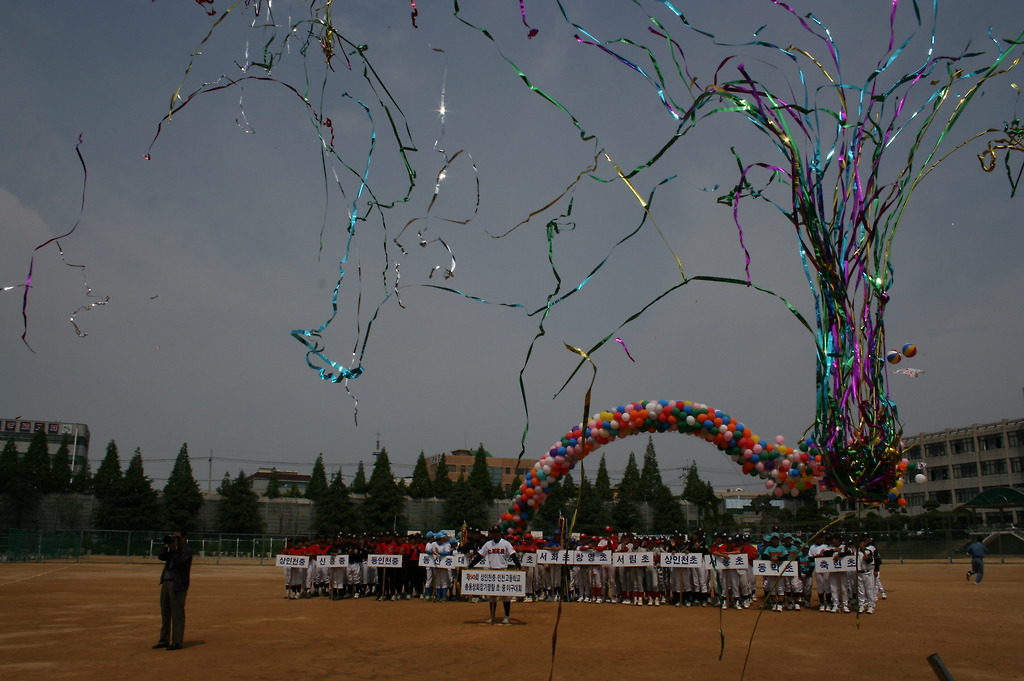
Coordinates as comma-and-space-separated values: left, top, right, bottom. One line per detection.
91, 441, 121, 529
306, 454, 329, 503
681, 461, 719, 524
750, 493, 782, 525
316, 471, 357, 534
611, 494, 642, 532
93, 440, 123, 500
2, 429, 51, 528
535, 472, 572, 531
49, 436, 74, 493
443, 475, 488, 529
650, 483, 685, 533
360, 449, 405, 532
264, 468, 282, 498
432, 453, 452, 499
162, 444, 204, 532
350, 461, 369, 494
71, 457, 92, 494
0, 439, 18, 494
408, 452, 434, 498
638, 437, 664, 501
612, 454, 642, 531
507, 475, 522, 499
217, 470, 264, 533
116, 448, 161, 530
617, 452, 641, 500
594, 455, 614, 501
21, 427, 52, 495
575, 473, 611, 533
468, 444, 495, 502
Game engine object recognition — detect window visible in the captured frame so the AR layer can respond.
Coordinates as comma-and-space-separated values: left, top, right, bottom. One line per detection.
950, 437, 975, 454
1012, 457, 1024, 473
930, 490, 952, 505
980, 459, 1007, 476
460, 465, 467, 474
904, 492, 925, 507
979, 434, 1004, 451
504, 467, 511, 475
928, 466, 949, 481
1007, 429, 1024, 447
955, 487, 980, 504
905, 445, 922, 460
952, 462, 978, 479
924, 442, 947, 457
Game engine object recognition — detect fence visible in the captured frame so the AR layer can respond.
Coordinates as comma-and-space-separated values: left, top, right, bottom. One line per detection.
4, 526, 1019, 564
0, 530, 292, 564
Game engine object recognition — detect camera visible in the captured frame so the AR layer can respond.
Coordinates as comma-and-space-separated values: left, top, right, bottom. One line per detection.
163, 535, 177, 545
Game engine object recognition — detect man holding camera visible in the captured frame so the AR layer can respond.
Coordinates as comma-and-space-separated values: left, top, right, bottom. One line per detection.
153, 530, 193, 651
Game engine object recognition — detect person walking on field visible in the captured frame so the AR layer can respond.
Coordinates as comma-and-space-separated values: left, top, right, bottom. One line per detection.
154, 530, 193, 651
965, 537, 989, 584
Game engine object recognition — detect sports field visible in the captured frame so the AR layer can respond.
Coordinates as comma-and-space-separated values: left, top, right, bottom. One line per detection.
0, 559, 1020, 681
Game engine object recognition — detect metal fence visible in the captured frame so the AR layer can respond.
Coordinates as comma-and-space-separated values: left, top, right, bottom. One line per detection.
0, 529, 292, 564
4, 526, 1020, 564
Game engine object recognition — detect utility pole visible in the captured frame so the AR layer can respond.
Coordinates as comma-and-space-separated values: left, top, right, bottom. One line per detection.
208, 449, 213, 493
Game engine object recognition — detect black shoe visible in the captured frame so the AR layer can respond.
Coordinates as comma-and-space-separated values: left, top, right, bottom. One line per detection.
167, 643, 183, 651
152, 642, 168, 649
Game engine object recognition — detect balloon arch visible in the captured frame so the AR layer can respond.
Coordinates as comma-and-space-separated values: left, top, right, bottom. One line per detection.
503, 400, 847, 534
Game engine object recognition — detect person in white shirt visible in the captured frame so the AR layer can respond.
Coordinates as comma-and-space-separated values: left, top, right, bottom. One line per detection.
467, 525, 523, 624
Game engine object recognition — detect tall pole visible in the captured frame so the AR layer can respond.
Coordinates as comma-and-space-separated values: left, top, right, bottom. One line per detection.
208, 449, 213, 493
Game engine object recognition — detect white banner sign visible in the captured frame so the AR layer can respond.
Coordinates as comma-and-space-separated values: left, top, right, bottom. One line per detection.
419, 554, 466, 568
316, 555, 350, 568
610, 551, 656, 567
519, 552, 537, 567
709, 554, 749, 570
460, 569, 527, 597
814, 555, 856, 573
753, 559, 798, 576
368, 554, 403, 568
659, 552, 707, 568
276, 554, 308, 568
537, 549, 612, 565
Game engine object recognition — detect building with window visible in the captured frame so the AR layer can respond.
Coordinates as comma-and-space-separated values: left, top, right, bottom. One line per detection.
246, 468, 311, 495
1, 418, 90, 475
901, 417, 1024, 523
428, 449, 533, 493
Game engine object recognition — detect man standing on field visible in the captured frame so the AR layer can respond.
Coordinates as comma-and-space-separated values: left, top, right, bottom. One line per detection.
154, 529, 193, 651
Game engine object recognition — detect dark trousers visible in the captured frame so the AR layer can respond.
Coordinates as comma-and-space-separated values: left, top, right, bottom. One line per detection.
160, 581, 188, 645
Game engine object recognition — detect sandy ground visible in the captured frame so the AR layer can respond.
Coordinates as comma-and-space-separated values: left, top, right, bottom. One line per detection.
0, 559, 1021, 681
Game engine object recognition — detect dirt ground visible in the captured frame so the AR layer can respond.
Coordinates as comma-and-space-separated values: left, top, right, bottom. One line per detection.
0, 559, 1021, 681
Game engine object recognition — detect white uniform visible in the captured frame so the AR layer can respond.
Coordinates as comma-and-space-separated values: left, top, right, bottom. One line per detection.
476, 537, 518, 602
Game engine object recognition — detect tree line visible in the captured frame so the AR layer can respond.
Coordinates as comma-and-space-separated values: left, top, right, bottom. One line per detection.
0, 431, 724, 536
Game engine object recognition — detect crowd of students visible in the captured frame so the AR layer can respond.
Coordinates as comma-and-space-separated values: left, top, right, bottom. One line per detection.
276, 526, 886, 614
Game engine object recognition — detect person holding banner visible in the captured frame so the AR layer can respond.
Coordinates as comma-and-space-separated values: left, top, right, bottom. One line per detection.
431, 532, 454, 602
822, 533, 853, 613
542, 529, 564, 602
808, 535, 830, 611
855, 535, 878, 614
780, 533, 802, 610
466, 525, 523, 625
518, 534, 539, 602
759, 533, 787, 611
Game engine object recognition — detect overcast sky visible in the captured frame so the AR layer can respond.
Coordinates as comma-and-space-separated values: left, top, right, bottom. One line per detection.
2, 1, 1022, 494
